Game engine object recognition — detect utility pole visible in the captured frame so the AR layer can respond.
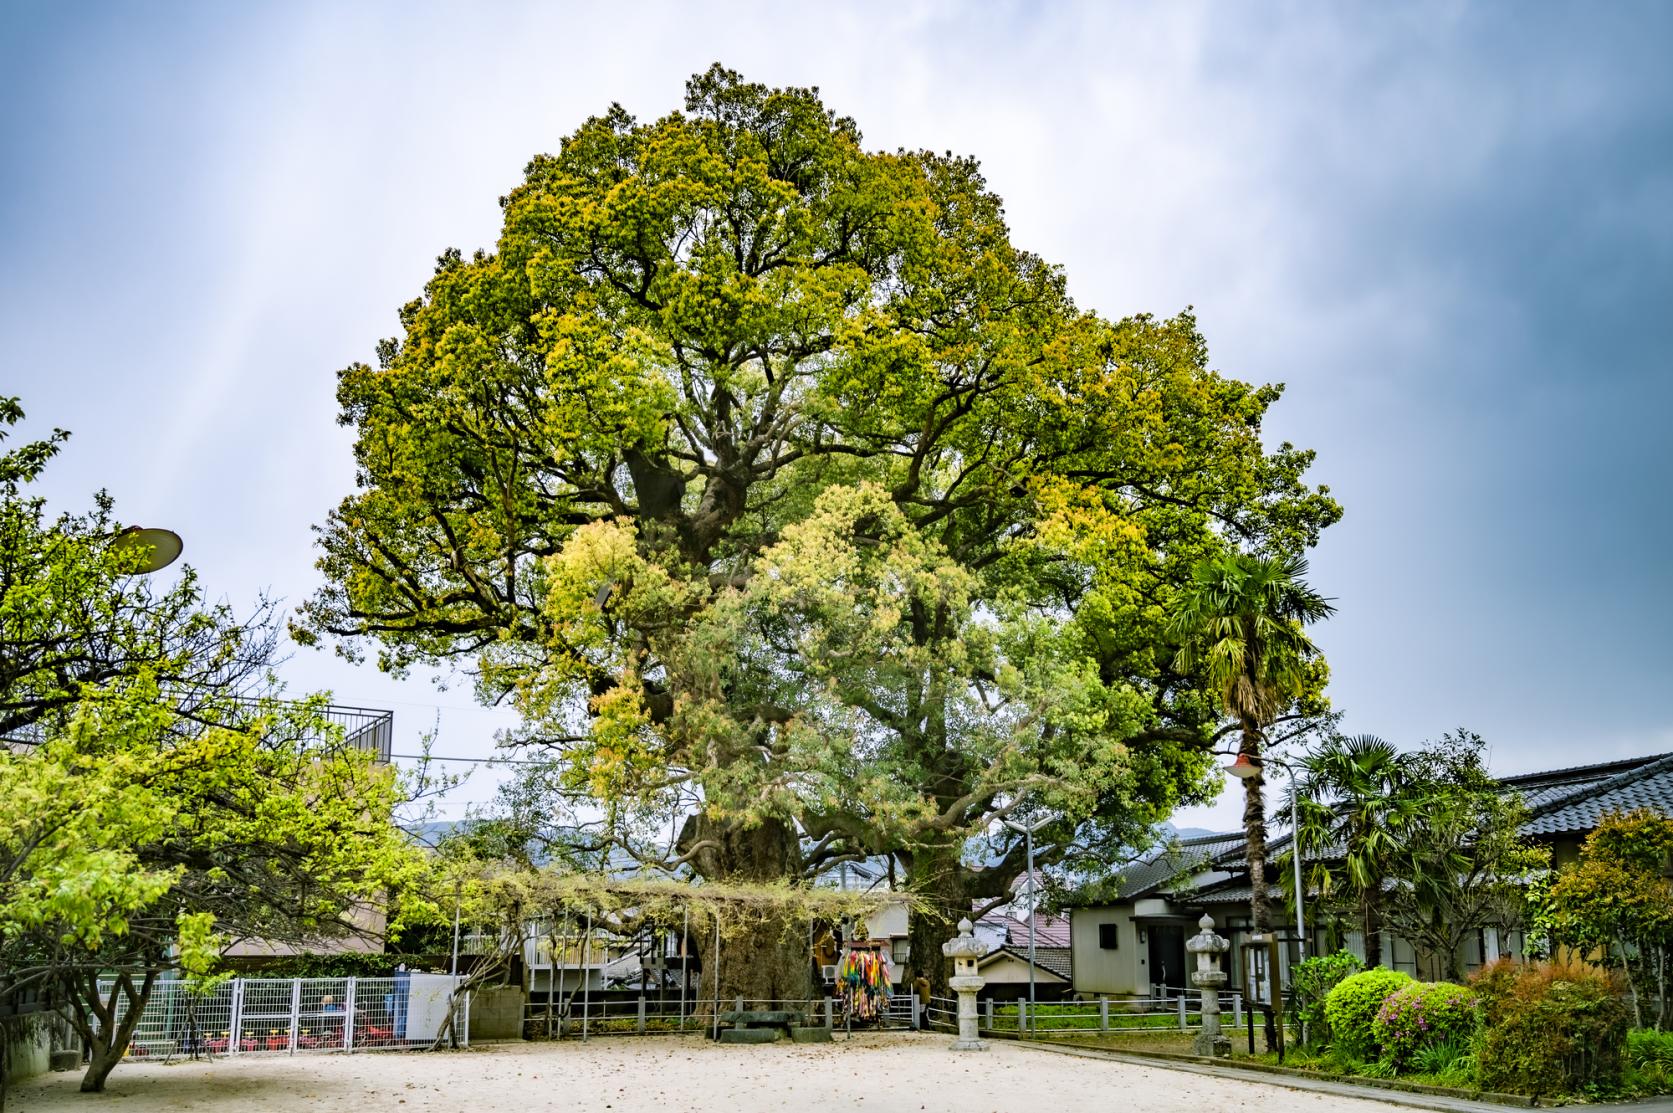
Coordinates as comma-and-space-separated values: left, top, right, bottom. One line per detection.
1002, 816, 1051, 1005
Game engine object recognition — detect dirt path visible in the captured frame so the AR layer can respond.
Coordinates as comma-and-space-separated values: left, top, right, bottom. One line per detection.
10, 1032, 1417, 1112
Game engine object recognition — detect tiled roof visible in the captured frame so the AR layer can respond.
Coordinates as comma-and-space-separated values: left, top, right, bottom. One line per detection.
1193, 884, 1278, 905
1120, 750, 1673, 901
982, 945, 1072, 980
1111, 832, 1246, 899
1519, 751, 1673, 836
1005, 914, 1070, 947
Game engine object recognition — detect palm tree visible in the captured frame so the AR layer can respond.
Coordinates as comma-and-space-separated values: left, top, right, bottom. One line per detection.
1168, 551, 1334, 934
1293, 733, 1410, 967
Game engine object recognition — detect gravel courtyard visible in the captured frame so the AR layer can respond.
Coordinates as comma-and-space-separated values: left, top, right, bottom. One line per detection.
9, 1033, 1416, 1113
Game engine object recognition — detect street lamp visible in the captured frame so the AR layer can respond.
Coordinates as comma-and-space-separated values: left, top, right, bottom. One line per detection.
1226, 753, 1307, 959
111, 526, 183, 574
1001, 815, 1051, 1005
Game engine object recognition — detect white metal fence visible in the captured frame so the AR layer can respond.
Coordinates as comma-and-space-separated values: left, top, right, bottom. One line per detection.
522, 995, 921, 1039
923, 992, 1245, 1036
99, 975, 468, 1059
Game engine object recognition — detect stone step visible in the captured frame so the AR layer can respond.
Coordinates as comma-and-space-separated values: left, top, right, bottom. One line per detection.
717, 1028, 784, 1044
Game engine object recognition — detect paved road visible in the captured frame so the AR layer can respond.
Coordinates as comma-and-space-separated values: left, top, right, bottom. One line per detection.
1023, 1040, 1673, 1113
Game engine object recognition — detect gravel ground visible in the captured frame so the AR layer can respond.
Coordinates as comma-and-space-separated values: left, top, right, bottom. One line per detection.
9, 1033, 1416, 1113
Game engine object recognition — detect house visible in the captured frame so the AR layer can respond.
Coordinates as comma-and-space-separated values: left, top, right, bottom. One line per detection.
973, 913, 1073, 1001
1065, 750, 1673, 998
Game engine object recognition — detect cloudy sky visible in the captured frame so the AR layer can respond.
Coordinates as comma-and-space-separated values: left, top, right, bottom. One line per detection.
3, 1, 1669, 830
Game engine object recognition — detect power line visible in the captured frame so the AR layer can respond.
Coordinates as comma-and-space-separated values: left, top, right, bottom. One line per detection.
390, 751, 551, 766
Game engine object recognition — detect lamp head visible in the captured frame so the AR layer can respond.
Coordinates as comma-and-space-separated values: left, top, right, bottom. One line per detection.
1225, 752, 1262, 780
112, 526, 183, 574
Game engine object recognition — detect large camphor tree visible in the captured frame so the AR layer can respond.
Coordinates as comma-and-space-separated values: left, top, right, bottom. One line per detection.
299, 67, 1339, 997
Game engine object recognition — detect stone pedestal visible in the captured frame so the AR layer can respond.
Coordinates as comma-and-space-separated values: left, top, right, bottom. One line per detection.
942, 919, 988, 1051
1186, 914, 1231, 1058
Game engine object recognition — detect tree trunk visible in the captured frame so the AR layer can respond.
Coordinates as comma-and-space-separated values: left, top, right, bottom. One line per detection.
1362, 892, 1383, 968
678, 813, 811, 1009
73, 970, 156, 1093
903, 847, 968, 1001
1240, 729, 1270, 934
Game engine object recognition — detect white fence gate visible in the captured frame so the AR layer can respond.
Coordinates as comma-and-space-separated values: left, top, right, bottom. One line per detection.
99, 975, 468, 1059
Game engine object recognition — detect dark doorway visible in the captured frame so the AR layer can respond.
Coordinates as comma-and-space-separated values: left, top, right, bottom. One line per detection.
1148, 925, 1187, 993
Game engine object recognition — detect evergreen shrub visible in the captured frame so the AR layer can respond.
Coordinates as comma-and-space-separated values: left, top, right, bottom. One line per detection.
1291, 950, 1364, 1046
1323, 967, 1413, 1059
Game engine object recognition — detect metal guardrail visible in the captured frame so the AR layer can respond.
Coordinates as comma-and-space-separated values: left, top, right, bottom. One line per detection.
3, 700, 393, 762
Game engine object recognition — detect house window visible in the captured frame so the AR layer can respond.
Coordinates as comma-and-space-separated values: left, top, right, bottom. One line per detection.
1098, 923, 1120, 950
892, 939, 911, 967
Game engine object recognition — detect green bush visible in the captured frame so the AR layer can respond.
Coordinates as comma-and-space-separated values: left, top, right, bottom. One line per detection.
1624, 1028, 1673, 1093
1372, 981, 1478, 1069
1471, 957, 1629, 1096
1290, 950, 1364, 1046
1411, 1036, 1476, 1083
1323, 968, 1414, 1059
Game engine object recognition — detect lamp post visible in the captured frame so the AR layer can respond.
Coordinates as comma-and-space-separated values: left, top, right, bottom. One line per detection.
1001, 815, 1050, 1006
1225, 753, 1307, 958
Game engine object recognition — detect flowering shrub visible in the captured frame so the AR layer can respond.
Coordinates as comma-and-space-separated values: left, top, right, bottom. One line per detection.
1324, 968, 1414, 1059
1372, 981, 1479, 1069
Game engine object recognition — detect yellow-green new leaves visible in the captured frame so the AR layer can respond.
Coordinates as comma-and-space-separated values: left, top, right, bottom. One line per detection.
2, 677, 423, 995
0, 736, 179, 951
302, 68, 1340, 911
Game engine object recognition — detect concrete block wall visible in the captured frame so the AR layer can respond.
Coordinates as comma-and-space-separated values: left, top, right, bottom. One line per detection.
4, 1016, 53, 1085
469, 986, 526, 1041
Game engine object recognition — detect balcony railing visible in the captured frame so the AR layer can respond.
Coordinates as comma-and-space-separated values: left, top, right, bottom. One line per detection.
2, 699, 393, 762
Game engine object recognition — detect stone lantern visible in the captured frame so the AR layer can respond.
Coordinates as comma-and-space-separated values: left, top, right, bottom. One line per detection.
1186, 914, 1231, 1057
942, 918, 989, 1051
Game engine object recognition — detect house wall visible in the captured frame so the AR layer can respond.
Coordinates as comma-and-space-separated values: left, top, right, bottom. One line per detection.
975, 953, 1070, 1001
979, 952, 1066, 985
1069, 907, 1142, 995
865, 902, 909, 940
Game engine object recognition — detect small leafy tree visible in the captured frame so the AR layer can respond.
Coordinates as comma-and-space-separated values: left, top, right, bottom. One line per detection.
1377, 731, 1548, 982
1546, 809, 1673, 1029
0, 398, 423, 1094
1290, 949, 1364, 1046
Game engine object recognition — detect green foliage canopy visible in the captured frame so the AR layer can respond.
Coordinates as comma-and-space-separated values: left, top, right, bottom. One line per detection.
0, 398, 424, 1092
297, 67, 1340, 985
